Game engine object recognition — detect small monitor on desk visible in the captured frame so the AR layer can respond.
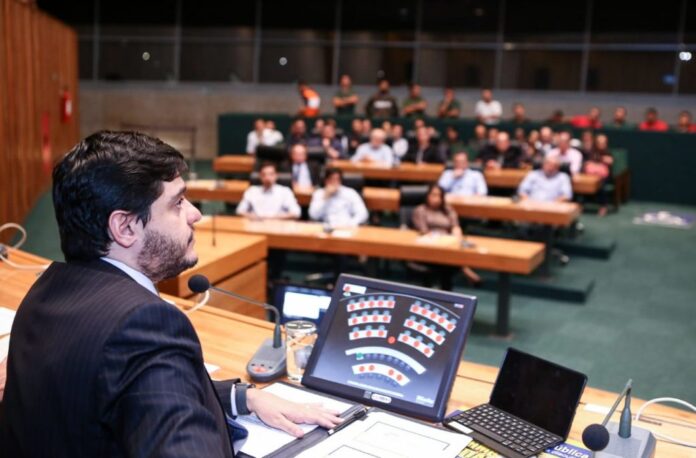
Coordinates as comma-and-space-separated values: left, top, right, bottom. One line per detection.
302, 274, 477, 422
272, 282, 332, 325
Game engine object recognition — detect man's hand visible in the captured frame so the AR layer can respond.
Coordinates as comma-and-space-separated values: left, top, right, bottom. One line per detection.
325, 184, 339, 197
0, 357, 7, 402
246, 389, 343, 437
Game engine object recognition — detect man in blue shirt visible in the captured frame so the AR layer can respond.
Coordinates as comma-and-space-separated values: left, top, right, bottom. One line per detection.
309, 168, 368, 228
438, 152, 488, 196
517, 156, 573, 202
351, 128, 394, 166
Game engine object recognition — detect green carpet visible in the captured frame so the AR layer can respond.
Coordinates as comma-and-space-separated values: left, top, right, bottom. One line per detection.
12, 163, 696, 406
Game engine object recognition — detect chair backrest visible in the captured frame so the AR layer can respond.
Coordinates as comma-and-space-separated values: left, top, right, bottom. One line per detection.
255, 145, 287, 169
249, 171, 292, 187
399, 185, 429, 207
306, 146, 327, 166
341, 173, 364, 193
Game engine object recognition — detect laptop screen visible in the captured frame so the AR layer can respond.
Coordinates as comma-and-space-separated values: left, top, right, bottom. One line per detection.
302, 274, 477, 422
273, 283, 332, 325
489, 348, 587, 439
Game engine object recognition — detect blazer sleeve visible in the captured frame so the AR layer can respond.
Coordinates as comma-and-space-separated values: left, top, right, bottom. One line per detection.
99, 302, 232, 458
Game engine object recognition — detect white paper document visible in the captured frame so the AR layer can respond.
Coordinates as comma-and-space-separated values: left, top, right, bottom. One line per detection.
236, 383, 354, 458
297, 411, 471, 458
0, 306, 16, 335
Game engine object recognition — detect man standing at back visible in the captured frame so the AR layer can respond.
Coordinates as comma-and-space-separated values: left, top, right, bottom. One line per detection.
0, 131, 340, 457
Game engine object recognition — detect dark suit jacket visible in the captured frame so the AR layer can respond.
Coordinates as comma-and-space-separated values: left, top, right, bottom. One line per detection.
0, 260, 236, 457
279, 160, 322, 187
477, 144, 524, 169
403, 145, 446, 164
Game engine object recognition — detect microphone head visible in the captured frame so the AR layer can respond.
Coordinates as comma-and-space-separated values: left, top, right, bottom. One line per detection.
188, 274, 211, 294
582, 423, 610, 451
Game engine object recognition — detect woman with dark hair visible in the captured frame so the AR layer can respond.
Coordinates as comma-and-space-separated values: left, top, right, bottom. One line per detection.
410, 184, 481, 289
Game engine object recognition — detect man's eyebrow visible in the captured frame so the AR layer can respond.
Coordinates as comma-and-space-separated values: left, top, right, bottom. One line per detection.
170, 186, 187, 204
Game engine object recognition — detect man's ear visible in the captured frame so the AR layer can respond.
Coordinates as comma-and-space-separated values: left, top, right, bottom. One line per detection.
107, 210, 141, 249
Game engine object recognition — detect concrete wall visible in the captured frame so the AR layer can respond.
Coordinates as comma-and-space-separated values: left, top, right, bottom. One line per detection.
79, 81, 696, 159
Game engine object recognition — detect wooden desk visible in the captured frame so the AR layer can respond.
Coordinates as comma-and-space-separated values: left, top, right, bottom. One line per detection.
1, 249, 694, 457
187, 180, 581, 227
158, 231, 268, 318
213, 155, 255, 174
196, 216, 546, 336
484, 169, 602, 195
330, 159, 445, 182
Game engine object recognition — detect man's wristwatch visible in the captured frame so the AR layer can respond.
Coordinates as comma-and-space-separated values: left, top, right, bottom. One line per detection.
234, 382, 256, 416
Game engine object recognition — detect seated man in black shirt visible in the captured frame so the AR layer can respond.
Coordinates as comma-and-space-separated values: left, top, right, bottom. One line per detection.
476, 131, 523, 169
403, 126, 445, 164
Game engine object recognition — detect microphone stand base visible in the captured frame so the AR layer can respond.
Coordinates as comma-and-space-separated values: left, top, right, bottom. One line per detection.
247, 338, 287, 382
594, 423, 656, 458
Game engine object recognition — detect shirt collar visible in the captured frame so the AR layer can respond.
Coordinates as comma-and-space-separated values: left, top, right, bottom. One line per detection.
101, 257, 159, 296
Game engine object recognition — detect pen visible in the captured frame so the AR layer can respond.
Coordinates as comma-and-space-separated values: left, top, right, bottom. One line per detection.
327, 407, 368, 436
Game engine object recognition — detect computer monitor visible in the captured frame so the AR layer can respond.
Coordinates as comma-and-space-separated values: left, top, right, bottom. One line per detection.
302, 274, 478, 422
272, 282, 333, 325
490, 348, 587, 440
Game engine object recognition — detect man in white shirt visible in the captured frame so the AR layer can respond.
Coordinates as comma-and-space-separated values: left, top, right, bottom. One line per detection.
438, 152, 488, 196
518, 156, 573, 202
546, 131, 584, 175
474, 88, 502, 125
351, 128, 394, 167
236, 162, 301, 220
309, 168, 368, 228
246, 118, 267, 154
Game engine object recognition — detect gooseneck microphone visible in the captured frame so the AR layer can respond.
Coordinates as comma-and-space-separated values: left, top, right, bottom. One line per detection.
582, 379, 633, 451
188, 274, 286, 382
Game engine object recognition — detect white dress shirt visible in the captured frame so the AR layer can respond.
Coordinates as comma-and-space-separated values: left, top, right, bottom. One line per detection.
546, 147, 584, 175
474, 100, 503, 125
438, 169, 488, 196
518, 170, 573, 202
101, 257, 158, 296
236, 184, 301, 219
351, 143, 395, 167
308, 186, 369, 228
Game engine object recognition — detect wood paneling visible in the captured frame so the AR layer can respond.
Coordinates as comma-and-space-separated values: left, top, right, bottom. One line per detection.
0, 0, 79, 241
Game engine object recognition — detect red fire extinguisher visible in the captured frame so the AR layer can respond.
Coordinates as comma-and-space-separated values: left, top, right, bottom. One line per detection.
60, 88, 73, 123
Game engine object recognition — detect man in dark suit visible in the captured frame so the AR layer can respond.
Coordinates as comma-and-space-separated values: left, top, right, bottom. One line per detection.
476, 131, 523, 170
0, 131, 341, 457
280, 143, 322, 188
403, 126, 445, 165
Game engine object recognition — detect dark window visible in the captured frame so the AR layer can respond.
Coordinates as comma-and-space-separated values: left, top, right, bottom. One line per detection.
417, 48, 494, 88
421, 0, 499, 43
78, 38, 94, 79
259, 44, 333, 84
505, 0, 586, 43
339, 45, 414, 85
180, 43, 254, 82
592, 0, 681, 43
262, 0, 335, 41
588, 51, 676, 93
99, 41, 175, 81
342, 0, 417, 42
501, 51, 582, 90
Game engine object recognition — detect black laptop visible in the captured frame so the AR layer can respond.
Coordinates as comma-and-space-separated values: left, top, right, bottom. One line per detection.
444, 348, 587, 458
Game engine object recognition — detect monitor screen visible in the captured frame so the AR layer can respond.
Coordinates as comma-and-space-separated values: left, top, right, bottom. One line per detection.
490, 348, 587, 439
302, 274, 477, 422
273, 283, 333, 325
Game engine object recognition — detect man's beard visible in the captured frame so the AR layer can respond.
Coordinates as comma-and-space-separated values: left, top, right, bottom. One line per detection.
137, 228, 197, 283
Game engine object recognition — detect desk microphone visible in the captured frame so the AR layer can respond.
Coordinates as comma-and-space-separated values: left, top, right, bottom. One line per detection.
188, 274, 286, 382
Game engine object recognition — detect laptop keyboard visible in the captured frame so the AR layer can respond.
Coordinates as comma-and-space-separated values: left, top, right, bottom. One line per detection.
448, 404, 561, 457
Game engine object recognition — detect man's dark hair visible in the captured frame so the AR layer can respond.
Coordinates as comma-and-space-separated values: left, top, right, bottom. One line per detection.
52, 130, 187, 262
646, 107, 658, 115
259, 161, 277, 172
323, 167, 343, 184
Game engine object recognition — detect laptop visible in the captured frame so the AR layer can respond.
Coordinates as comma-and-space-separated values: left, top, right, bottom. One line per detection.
272, 282, 333, 325
444, 347, 587, 458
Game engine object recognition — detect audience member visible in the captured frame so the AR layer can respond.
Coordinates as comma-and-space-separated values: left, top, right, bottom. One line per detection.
578, 130, 595, 157
546, 109, 566, 125
366, 78, 399, 118
486, 126, 500, 145
305, 118, 325, 147
333, 74, 358, 115
297, 81, 321, 117
571, 107, 602, 129
288, 118, 308, 146
511, 103, 529, 126
584, 133, 614, 216
352, 128, 395, 166
524, 129, 542, 164
518, 156, 572, 203
320, 124, 345, 159
381, 120, 393, 137
438, 152, 487, 196
404, 126, 445, 164
474, 88, 502, 125
237, 162, 301, 220
468, 124, 488, 152
362, 118, 373, 136
547, 131, 583, 175
675, 110, 696, 133
390, 124, 410, 160
246, 118, 269, 154
477, 131, 523, 169
638, 107, 669, 132
348, 118, 365, 154
537, 126, 555, 157
439, 125, 466, 159
437, 87, 461, 118
265, 120, 284, 145
402, 83, 427, 119
309, 168, 368, 228
282, 144, 321, 188
411, 184, 480, 287
612, 106, 630, 129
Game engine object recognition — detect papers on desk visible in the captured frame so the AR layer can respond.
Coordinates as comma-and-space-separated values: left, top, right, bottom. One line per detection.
297, 410, 471, 458
0, 306, 16, 336
236, 383, 354, 458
